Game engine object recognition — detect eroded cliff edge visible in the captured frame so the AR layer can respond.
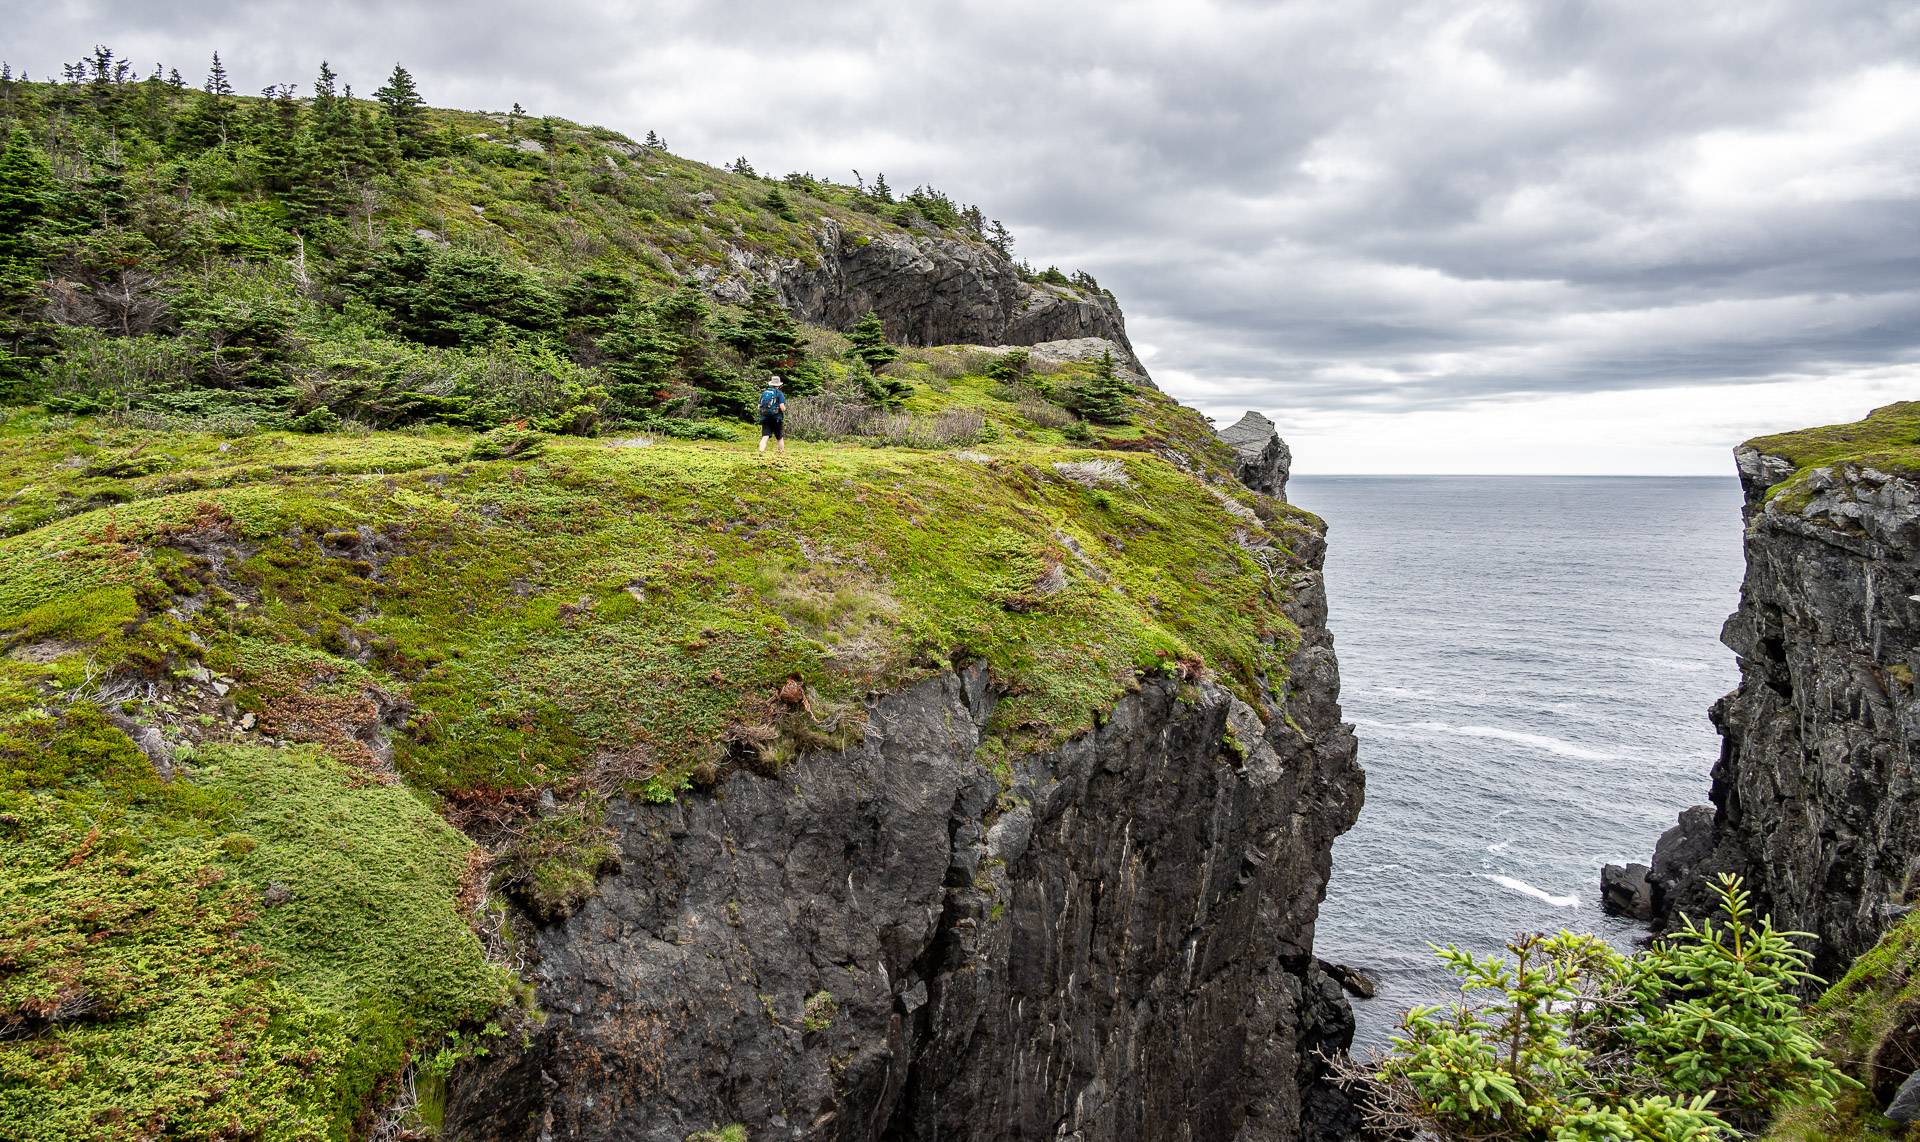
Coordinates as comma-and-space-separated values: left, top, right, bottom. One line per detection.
1645, 403, 1920, 980
445, 415, 1362, 1142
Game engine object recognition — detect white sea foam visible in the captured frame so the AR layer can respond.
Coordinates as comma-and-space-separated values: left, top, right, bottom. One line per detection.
1633, 655, 1713, 674
1486, 841, 1512, 854
1349, 717, 1617, 762
1484, 874, 1580, 908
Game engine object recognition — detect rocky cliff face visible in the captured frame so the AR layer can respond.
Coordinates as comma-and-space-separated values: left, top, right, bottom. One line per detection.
1647, 410, 1920, 980
765, 222, 1134, 356
445, 457, 1362, 1142
1217, 412, 1293, 502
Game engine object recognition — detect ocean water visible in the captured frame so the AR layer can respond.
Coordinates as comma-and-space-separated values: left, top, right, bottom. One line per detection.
1288, 476, 1748, 1050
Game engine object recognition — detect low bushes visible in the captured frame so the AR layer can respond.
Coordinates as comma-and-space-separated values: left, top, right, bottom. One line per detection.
785, 394, 985, 448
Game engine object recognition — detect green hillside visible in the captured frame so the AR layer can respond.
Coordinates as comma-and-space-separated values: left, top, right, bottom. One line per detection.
0, 49, 1110, 434
0, 49, 1314, 1141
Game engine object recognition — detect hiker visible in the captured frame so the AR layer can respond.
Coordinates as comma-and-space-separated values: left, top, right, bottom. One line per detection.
757, 375, 787, 453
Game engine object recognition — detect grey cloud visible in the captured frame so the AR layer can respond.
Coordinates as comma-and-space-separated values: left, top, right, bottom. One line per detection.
13, 0, 1920, 421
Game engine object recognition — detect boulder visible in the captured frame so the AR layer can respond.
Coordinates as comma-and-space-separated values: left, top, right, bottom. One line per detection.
1317, 959, 1377, 1000
1600, 862, 1654, 920
1888, 1070, 1920, 1121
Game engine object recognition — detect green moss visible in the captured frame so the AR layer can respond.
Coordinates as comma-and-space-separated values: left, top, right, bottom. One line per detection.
0, 735, 505, 1141
802, 990, 838, 1033
0, 340, 1310, 1135
1750, 402, 1920, 511
1766, 911, 1920, 1140
494, 797, 621, 922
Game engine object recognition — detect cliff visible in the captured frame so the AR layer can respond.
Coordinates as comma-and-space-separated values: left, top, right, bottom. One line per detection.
0, 362, 1361, 1140
1633, 404, 1920, 1130
1645, 402, 1920, 979
439, 404, 1362, 1142
762, 222, 1134, 356
0, 68, 1362, 1140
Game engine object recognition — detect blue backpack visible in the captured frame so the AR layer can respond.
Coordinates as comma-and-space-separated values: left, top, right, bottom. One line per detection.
758, 388, 782, 415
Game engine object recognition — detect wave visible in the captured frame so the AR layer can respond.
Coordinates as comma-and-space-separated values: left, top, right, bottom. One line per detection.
1350, 718, 1619, 762
1631, 655, 1714, 674
1483, 874, 1580, 908
1486, 841, 1512, 854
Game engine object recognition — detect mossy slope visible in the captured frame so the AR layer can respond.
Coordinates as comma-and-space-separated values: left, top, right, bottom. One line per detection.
1769, 911, 1920, 1140
1750, 401, 1920, 508
0, 354, 1312, 1138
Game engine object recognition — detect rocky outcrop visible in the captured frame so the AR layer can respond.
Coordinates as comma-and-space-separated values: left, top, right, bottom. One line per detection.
445, 502, 1362, 1142
1646, 434, 1920, 979
1599, 862, 1654, 921
771, 222, 1134, 355
1217, 412, 1293, 502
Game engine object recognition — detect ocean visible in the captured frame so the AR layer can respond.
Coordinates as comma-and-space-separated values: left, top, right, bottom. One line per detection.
1287, 476, 1748, 1050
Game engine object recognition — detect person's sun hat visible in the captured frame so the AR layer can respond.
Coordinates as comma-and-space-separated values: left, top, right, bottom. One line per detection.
769, 375, 784, 387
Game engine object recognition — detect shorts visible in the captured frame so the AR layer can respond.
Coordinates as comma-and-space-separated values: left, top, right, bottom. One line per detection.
760, 413, 784, 440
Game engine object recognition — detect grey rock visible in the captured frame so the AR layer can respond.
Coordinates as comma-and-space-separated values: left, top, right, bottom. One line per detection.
1600, 862, 1654, 920
513, 138, 545, 154
772, 222, 1136, 360
1645, 805, 1715, 919
1317, 960, 1377, 1000
444, 515, 1365, 1142
1217, 411, 1294, 501
1645, 441, 1920, 982
1888, 1070, 1920, 1121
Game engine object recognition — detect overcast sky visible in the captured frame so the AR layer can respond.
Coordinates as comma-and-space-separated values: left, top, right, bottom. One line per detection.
13, 1, 1920, 472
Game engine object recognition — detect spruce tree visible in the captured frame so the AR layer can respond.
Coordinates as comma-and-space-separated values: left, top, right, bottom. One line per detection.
1077, 350, 1132, 426
735, 282, 807, 371
201, 52, 235, 145
0, 128, 54, 396
0, 128, 53, 272
253, 84, 302, 192
508, 102, 524, 136
374, 63, 429, 157
870, 171, 893, 202
987, 219, 1013, 256
313, 61, 339, 122
846, 308, 898, 371
597, 308, 678, 416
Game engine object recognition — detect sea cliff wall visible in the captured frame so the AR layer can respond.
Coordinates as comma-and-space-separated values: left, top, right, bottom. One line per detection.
445, 421, 1363, 1142
1646, 406, 1920, 980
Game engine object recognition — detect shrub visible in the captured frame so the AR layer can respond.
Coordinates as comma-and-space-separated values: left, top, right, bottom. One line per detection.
786, 395, 983, 448
983, 348, 1029, 383
40, 328, 198, 413
1075, 350, 1133, 426
1016, 400, 1075, 430
1349, 875, 1856, 1140
466, 425, 548, 461
344, 235, 563, 348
